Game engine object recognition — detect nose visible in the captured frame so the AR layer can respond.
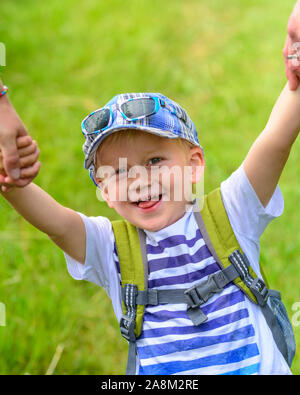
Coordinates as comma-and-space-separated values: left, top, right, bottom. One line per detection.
127, 167, 161, 202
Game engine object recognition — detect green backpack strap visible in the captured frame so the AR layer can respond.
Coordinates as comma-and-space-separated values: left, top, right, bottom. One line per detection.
111, 220, 146, 338
197, 188, 290, 365
199, 187, 263, 303
111, 220, 149, 374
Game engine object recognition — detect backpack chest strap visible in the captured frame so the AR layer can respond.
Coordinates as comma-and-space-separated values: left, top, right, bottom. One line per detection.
121, 249, 269, 330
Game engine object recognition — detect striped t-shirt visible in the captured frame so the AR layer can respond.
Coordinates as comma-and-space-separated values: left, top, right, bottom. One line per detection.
113, 205, 261, 375
64, 164, 291, 374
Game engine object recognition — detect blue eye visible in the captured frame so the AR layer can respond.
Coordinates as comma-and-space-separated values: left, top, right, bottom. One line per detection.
149, 157, 161, 165
116, 168, 127, 175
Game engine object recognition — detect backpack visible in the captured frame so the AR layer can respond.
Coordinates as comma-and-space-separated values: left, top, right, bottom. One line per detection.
111, 187, 295, 375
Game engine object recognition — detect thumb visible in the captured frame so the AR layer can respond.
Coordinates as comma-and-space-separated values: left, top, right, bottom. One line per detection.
1, 137, 21, 179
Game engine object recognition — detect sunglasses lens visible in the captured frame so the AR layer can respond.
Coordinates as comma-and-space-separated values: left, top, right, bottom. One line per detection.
84, 108, 111, 134
121, 98, 156, 120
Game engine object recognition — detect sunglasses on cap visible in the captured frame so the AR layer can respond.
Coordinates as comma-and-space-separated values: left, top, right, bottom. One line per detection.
81, 96, 188, 136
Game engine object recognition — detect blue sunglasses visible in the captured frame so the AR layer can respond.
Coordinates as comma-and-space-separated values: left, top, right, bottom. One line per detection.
81, 96, 187, 137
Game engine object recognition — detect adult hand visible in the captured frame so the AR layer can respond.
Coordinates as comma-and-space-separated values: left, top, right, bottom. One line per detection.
0, 135, 41, 192
284, 1, 300, 90
0, 81, 40, 185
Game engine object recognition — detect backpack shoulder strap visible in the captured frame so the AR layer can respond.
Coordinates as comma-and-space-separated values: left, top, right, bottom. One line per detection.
197, 187, 263, 303
111, 219, 146, 337
198, 188, 292, 365
111, 219, 148, 374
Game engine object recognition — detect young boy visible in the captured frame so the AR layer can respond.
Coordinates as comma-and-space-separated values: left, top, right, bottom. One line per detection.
1, 82, 298, 375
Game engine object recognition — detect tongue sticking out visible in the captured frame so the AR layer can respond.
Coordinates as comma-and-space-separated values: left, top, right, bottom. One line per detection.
138, 199, 158, 209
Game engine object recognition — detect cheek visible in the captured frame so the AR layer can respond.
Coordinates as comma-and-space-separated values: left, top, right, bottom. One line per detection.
105, 176, 130, 203
163, 164, 192, 201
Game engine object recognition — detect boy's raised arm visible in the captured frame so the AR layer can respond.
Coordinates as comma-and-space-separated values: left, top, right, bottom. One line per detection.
1, 184, 86, 264
243, 82, 300, 208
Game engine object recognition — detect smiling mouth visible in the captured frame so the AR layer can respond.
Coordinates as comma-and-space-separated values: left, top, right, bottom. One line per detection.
132, 194, 163, 208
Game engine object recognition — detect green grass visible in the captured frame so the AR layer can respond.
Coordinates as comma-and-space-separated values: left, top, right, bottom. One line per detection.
0, 0, 299, 374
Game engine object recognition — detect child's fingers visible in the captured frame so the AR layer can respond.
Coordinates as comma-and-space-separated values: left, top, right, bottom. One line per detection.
16, 135, 33, 149
20, 161, 41, 179
19, 148, 40, 168
18, 140, 38, 158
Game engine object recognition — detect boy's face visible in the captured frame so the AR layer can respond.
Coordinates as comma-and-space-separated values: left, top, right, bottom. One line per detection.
95, 131, 204, 232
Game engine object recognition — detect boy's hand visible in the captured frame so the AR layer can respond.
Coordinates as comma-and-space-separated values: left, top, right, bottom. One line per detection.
0, 135, 41, 192
284, 0, 300, 90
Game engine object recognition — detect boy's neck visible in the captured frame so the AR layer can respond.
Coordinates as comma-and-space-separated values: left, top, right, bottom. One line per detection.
141, 201, 194, 233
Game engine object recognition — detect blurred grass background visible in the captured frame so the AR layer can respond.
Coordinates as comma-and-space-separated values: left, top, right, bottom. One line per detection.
0, 0, 299, 374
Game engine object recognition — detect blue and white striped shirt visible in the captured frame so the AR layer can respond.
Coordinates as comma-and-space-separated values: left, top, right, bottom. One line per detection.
113, 205, 261, 375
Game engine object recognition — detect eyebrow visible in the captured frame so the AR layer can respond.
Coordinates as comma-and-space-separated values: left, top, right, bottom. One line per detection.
142, 149, 165, 159
100, 149, 165, 169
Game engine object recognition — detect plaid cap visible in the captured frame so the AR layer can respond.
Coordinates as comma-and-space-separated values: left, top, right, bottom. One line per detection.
82, 92, 203, 171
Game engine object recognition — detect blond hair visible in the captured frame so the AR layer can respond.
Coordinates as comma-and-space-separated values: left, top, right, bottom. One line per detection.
95, 129, 195, 168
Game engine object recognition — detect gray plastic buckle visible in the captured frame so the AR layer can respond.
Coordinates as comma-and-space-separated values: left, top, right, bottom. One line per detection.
184, 274, 223, 308
184, 274, 224, 326
184, 286, 204, 309
120, 316, 136, 341
184, 285, 208, 325
250, 278, 269, 306
187, 306, 208, 326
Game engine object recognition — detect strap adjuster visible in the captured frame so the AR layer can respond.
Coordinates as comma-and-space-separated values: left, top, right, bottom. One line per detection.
120, 316, 136, 341
120, 284, 138, 342
184, 285, 207, 326
184, 286, 203, 309
250, 278, 269, 306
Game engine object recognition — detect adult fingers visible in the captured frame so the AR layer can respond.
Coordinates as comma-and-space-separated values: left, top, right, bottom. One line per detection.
0, 138, 36, 159
287, 67, 299, 90
283, 35, 300, 90
0, 134, 21, 180
0, 93, 30, 179
0, 136, 31, 153
1, 162, 41, 185
283, 35, 290, 77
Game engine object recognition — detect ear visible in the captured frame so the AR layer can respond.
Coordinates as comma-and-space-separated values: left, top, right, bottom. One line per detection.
188, 147, 205, 183
95, 178, 115, 208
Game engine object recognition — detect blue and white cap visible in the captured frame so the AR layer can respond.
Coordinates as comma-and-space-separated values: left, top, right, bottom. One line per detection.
82, 92, 203, 171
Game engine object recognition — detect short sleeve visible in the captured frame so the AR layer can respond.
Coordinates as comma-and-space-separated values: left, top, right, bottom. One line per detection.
63, 212, 117, 293
220, 162, 284, 242
63, 212, 123, 321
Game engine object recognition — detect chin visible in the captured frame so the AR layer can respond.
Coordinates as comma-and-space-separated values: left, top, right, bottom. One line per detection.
143, 223, 163, 232
132, 217, 166, 232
